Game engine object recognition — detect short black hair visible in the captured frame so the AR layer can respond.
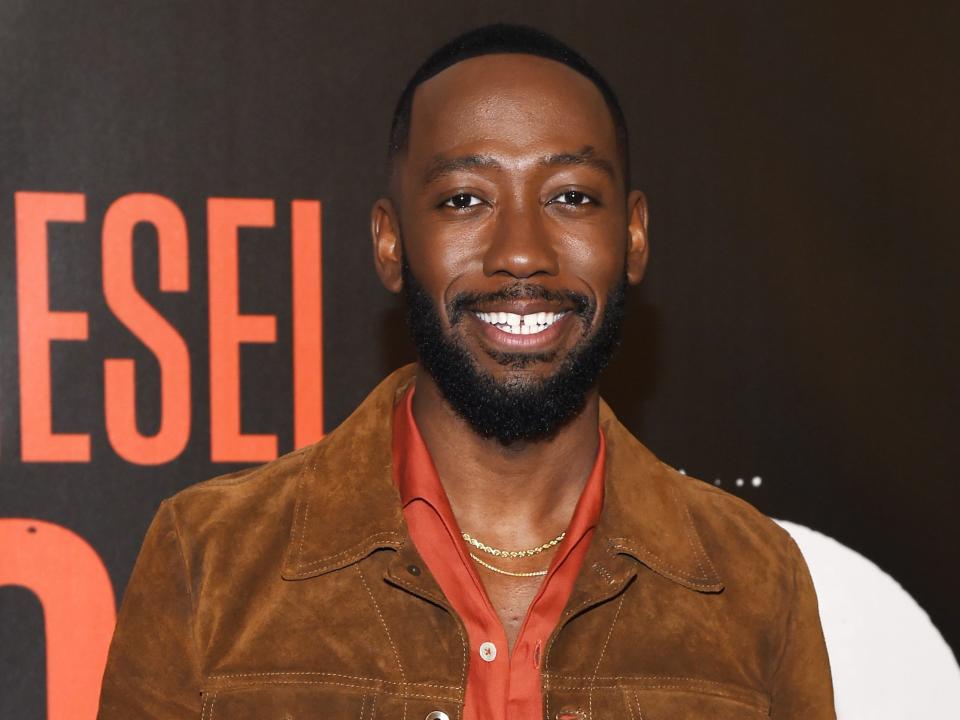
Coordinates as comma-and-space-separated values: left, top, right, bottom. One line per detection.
387, 23, 630, 188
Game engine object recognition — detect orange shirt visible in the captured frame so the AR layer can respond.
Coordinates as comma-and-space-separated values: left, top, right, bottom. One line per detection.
392, 388, 605, 720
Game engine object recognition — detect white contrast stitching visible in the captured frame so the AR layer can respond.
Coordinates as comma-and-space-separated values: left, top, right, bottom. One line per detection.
208, 680, 456, 701
608, 540, 718, 587
294, 532, 402, 573
546, 683, 766, 709
292, 457, 312, 568
588, 594, 624, 719
357, 564, 408, 697
633, 689, 644, 719
623, 688, 635, 720
674, 487, 719, 580
550, 674, 759, 687
207, 671, 457, 691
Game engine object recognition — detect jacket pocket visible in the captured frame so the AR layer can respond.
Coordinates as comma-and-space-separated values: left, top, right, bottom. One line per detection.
620, 679, 770, 720
544, 677, 769, 720
200, 684, 374, 719
200, 679, 463, 720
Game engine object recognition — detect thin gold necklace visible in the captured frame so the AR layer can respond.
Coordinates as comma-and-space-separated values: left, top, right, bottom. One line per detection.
461, 530, 566, 559
469, 552, 549, 577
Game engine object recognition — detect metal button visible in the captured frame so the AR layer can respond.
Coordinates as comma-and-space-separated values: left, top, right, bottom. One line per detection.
479, 641, 497, 662
424, 712, 450, 720
406, 564, 421, 576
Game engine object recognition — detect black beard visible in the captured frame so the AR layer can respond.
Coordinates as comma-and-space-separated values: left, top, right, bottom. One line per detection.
401, 258, 627, 444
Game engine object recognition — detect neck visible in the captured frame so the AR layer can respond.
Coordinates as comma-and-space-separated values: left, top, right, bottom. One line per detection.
411, 366, 601, 547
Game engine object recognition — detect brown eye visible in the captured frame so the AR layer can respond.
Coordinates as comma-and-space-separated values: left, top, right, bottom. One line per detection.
443, 193, 483, 209
552, 190, 592, 206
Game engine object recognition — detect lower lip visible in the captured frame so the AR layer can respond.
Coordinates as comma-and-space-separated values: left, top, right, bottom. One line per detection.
470, 312, 577, 351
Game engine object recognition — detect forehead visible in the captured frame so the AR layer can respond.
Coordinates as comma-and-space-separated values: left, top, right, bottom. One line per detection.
406, 53, 618, 167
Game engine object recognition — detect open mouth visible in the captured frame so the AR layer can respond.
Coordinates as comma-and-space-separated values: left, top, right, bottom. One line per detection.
474, 310, 568, 336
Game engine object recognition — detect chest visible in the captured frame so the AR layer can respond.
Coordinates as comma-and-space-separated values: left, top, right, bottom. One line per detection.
199, 552, 775, 720
480, 572, 543, 650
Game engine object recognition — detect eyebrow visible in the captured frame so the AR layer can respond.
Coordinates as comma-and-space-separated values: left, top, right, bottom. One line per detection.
422, 146, 616, 186
423, 154, 503, 186
540, 146, 616, 179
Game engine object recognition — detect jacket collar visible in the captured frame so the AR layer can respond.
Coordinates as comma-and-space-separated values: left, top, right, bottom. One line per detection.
595, 405, 723, 591
281, 365, 722, 593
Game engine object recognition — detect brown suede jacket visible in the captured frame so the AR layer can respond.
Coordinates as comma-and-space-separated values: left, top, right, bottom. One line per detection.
98, 365, 835, 719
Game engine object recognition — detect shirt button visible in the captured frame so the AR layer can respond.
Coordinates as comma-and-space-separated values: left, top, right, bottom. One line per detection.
479, 641, 497, 662
424, 712, 450, 720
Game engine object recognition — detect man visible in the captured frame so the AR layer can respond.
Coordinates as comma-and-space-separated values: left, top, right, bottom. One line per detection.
98, 24, 834, 720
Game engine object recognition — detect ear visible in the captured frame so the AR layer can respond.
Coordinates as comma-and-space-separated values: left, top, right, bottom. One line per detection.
371, 198, 403, 293
625, 190, 649, 285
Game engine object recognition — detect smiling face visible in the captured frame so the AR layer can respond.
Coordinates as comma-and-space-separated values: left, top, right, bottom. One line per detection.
373, 52, 648, 442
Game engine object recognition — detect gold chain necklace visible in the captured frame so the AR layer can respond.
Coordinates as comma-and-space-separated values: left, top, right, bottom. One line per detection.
469, 552, 549, 577
461, 530, 566, 559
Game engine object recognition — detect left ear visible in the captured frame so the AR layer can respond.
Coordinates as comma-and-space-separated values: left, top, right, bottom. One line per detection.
625, 190, 649, 285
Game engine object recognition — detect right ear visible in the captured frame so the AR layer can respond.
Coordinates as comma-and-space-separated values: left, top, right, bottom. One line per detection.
371, 198, 403, 293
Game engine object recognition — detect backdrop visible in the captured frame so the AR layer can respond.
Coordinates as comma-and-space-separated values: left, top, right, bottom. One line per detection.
2, 2, 958, 718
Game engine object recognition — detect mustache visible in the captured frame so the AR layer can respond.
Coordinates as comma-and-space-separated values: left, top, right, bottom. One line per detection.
447, 283, 592, 324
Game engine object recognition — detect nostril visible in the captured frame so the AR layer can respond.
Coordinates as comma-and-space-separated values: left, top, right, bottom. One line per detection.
482, 235, 560, 279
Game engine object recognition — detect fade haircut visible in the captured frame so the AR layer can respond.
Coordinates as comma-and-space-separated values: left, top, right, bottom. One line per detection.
387, 23, 630, 188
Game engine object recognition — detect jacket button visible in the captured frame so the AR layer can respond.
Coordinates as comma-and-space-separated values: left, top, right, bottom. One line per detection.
424, 712, 449, 720
406, 564, 421, 576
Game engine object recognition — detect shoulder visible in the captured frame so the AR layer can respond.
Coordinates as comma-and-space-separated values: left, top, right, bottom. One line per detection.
680, 469, 795, 550
667, 463, 806, 589
599, 400, 800, 572
159, 443, 316, 553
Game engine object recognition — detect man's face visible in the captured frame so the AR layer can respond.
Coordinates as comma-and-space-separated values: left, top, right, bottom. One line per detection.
374, 53, 648, 441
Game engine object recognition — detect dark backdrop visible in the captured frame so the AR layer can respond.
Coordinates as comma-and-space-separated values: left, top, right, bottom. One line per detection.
2, 2, 957, 717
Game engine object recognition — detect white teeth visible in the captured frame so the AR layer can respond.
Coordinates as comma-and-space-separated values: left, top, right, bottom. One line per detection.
475, 310, 567, 335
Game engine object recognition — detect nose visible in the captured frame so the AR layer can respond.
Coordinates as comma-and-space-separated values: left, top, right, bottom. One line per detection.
481, 204, 559, 279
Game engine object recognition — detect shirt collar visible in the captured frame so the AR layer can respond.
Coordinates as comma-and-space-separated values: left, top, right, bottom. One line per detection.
281, 364, 722, 593
392, 384, 605, 547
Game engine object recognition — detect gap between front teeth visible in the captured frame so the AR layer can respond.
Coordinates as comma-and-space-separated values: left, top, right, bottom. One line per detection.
475, 311, 565, 335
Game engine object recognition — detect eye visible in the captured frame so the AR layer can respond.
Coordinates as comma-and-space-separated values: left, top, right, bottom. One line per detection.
549, 190, 594, 206
443, 193, 484, 209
